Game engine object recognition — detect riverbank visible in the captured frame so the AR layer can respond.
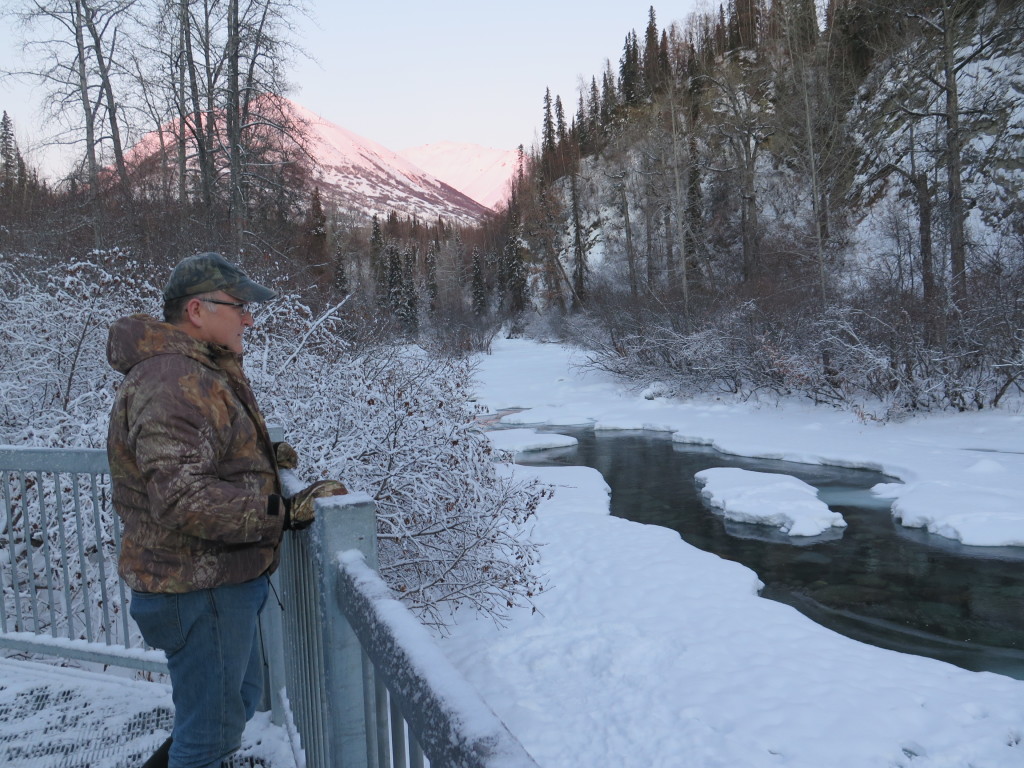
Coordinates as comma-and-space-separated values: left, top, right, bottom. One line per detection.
440, 337, 1024, 768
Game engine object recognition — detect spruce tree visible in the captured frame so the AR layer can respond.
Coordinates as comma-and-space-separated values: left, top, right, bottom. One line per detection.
382, 244, 403, 317
0, 112, 18, 212
601, 64, 619, 124
642, 7, 665, 96
425, 238, 440, 315
471, 247, 487, 316
370, 215, 386, 303
400, 246, 418, 333
542, 88, 557, 171
619, 30, 643, 105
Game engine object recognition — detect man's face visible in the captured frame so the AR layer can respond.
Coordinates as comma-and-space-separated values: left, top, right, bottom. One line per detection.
189, 290, 254, 355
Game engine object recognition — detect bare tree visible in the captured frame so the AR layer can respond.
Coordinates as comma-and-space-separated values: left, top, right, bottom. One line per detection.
6, 0, 139, 235
702, 61, 775, 282
886, 0, 1010, 305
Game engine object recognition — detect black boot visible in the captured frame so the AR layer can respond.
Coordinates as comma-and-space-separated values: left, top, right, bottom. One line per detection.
141, 736, 172, 768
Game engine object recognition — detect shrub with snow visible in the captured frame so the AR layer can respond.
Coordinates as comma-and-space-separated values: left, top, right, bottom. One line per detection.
1, 261, 546, 635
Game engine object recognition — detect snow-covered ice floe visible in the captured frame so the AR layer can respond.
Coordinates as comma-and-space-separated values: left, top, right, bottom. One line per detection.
485, 427, 577, 455
695, 467, 847, 537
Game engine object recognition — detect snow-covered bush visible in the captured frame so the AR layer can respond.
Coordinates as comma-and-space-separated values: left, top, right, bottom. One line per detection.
0, 255, 153, 643
1, 260, 546, 633
569, 291, 1024, 421
0, 257, 151, 446
248, 298, 548, 630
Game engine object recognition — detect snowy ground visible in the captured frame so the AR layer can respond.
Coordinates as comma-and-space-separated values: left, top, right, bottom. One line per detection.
438, 337, 1024, 768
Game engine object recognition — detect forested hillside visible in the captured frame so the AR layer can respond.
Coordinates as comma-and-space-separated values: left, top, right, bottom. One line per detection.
500, 0, 1024, 419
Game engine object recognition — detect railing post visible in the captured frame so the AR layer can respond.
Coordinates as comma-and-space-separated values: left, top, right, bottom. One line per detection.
309, 492, 378, 768
260, 572, 288, 725
261, 425, 290, 727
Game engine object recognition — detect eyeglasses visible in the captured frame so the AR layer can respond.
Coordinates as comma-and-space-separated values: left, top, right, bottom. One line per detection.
200, 298, 252, 315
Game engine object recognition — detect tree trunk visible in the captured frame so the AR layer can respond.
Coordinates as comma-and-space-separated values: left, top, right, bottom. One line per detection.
72, 0, 101, 245
180, 0, 215, 225
81, 0, 132, 209
569, 167, 587, 311
227, 0, 244, 252
669, 94, 689, 317
619, 180, 638, 301
943, 1, 967, 305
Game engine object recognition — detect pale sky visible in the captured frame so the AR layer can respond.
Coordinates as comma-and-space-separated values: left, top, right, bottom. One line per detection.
0, 0, 703, 177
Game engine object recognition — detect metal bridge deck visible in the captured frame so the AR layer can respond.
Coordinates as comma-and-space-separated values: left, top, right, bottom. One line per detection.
0, 658, 297, 768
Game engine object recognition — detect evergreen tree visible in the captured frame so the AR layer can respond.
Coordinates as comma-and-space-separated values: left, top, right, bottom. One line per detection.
0, 112, 19, 213
619, 30, 643, 105
471, 246, 487, 316
575, 92, 591, 155
728, 0, 761, 51
301, 187, 328, 277
425, 238, 440, 315
400, 246, 418, 333
542, 88, 557, 171
370, 215, 386, 302
555, 96, 568, 148
384, 243, 402, 315
601, 66, 616, 125
642, 7, 666, 96
499, 190, 528, 319
588, 76, 603, 149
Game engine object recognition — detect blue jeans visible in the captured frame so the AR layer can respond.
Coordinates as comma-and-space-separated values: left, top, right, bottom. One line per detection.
130, 577, 269, 768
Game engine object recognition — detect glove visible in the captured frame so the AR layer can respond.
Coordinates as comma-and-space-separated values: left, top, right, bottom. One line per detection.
274, 441, 299, 470
285, 480, 348, 530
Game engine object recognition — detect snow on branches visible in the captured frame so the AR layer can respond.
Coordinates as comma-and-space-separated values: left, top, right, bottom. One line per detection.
248, 298, 548, 630
1, 262, 547, 633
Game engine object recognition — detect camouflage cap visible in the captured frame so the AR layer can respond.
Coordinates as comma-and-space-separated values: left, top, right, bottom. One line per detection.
162, 252, 276, 302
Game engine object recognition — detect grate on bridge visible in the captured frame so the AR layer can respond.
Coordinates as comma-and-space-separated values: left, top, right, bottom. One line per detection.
0, 659, 287, 768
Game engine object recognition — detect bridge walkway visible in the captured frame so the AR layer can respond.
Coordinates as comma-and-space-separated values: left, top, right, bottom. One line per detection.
0, 657, 297, 768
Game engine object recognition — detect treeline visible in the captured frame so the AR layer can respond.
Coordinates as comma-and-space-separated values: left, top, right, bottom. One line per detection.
505, 0, 1024, 417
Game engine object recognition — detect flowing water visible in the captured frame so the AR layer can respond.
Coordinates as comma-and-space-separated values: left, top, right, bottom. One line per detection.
516, 428, 1024, 680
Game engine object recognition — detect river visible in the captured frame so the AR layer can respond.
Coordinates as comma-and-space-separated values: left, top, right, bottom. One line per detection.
517, 427, 1024, 680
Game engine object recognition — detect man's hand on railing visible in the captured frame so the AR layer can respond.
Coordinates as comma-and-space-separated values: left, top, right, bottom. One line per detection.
274, 441, 300, 470
284, 480, 348, 530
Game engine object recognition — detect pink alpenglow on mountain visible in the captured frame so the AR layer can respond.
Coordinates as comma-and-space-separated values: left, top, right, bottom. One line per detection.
399, 142, 520, 211
290, 101, 492, 225
123, 97, 501, 225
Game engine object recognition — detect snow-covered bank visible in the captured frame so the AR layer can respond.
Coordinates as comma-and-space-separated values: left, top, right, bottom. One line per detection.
482, 339, 1024, 549
440, 338, 1024, 768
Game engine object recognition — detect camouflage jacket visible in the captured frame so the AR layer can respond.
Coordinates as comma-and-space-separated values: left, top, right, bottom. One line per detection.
106, 314, 284, 593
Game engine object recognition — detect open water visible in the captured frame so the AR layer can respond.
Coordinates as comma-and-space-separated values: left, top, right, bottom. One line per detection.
517, 427, 1024, 680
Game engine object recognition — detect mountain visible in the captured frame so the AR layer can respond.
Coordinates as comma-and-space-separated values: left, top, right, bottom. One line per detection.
122, 99, 514, 226
398, 142, 519, 211
291, 102, 493, 226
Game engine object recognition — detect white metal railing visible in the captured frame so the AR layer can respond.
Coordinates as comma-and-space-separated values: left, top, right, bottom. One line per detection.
0, 446, 166, 673
0, 446, 538, 768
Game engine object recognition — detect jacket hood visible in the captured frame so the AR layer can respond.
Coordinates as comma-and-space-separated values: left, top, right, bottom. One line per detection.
107, 313, 222, 375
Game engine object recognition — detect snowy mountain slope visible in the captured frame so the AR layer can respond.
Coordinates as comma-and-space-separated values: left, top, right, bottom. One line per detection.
399, 142, 519, 211
289, 102, 492, 225
123, 99, 494, 226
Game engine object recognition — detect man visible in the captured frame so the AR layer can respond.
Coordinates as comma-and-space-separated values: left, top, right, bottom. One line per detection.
107, 252, 345, 768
